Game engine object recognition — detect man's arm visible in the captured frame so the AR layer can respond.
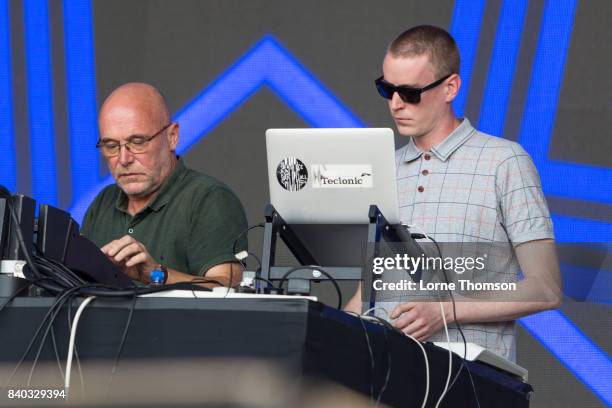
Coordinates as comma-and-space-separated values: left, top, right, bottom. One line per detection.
389, 239, 562, 341
102, 235, 243, 288
205, 262, 243, 287
164, 262, 243, 288
442, 238, 561, 323
186, 185, 248, 279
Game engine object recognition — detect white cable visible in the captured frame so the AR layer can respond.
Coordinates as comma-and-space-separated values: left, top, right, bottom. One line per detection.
363, 306, 429, 408
434, 301, 453, 408
65, 296, 96, 392
362, 306, 390, 318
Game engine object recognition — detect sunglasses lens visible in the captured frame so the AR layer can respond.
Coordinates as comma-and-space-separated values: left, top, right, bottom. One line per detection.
375, 81, 393, 100
398, 89, 420, 104
375, 78, 422, 104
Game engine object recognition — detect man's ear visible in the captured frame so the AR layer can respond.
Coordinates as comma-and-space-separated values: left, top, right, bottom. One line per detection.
167, 122, 179, 151
445, 73, 461, 103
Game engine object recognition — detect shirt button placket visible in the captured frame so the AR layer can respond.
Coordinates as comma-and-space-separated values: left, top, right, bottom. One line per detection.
418, 153, 431, 193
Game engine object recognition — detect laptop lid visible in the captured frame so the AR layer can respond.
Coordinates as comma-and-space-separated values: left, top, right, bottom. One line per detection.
266, 128, 400, 224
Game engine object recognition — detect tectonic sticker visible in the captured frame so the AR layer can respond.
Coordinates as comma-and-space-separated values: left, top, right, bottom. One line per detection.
311, 164, 373, 188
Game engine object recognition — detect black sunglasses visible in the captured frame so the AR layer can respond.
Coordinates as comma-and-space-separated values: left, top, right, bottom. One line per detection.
375, 74, 451, 104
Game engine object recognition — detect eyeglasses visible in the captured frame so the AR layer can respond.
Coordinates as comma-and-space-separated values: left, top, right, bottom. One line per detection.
375, 74, 451, 104
96, 123, 172, 157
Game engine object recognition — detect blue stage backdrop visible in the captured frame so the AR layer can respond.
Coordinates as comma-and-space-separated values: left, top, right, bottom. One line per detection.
0, 0, 610, 406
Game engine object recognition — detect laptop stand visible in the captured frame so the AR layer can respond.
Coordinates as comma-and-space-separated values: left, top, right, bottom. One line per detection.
260, 204, 422, 308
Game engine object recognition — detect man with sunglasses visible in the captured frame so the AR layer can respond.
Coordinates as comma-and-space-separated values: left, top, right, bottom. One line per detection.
346, 26, 561, 360
81, 82, 247, 287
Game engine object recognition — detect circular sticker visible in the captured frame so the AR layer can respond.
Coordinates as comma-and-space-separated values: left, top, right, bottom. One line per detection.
276, 157, 308, 191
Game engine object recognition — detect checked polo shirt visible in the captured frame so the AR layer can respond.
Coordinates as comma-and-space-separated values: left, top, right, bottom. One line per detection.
377, 118, 554, 360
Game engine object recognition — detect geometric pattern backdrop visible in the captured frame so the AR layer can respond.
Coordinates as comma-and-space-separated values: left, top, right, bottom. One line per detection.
0, 0, 610, 405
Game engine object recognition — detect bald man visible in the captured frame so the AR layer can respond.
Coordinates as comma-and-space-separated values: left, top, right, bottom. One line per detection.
81, 82, 247, 287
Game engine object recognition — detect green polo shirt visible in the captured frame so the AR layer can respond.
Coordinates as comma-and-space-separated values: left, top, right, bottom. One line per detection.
80, 159, 248, 276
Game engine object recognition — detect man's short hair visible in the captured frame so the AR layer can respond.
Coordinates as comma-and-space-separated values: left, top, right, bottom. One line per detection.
388, 25, 460, 78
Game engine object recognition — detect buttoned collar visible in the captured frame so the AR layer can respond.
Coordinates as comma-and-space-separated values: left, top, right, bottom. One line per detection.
401, 118, 476, 162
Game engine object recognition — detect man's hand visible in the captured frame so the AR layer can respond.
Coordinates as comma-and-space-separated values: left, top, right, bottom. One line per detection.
390, 301, 450, 341
101, 235, 158, 283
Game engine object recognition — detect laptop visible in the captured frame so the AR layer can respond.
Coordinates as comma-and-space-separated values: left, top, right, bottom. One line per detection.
266, 128, 400, 225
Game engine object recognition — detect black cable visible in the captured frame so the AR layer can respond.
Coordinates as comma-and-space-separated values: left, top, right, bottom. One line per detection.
232, 224, 264, 289
4, 284, 84, 386
231, 223, 264, 255
370, 315, 392, 406
21, 254, 76, 291
0, 277, 66, 386
106, 293, 137, 394
347, 312, 395, 406
32, 278, 74, 295
32, 279, 212, 298
465, 361, 481, 407
14, 281, 215, 389
254, 276, 274, 287
43, 292, 96, 391
30, 281, 203, 389
27, 286, 86, 385
0, 277, 48, 314
32, 261, 75, 289
67, 296, 85, 397
34, 255, 85, 287
365, 312, 432, 408
277, 265, 342, 309
49, 323, 65, 382
245, 251, 262, 269
12, 282, 126, 387
83, 281, 213, 297
236, 252, 262, 274
5, 259, 226, 386
347, 311, 375, 403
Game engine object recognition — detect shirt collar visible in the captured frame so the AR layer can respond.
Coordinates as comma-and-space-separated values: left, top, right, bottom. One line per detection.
115, 157, 188, 214
402, 118, 476, 162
